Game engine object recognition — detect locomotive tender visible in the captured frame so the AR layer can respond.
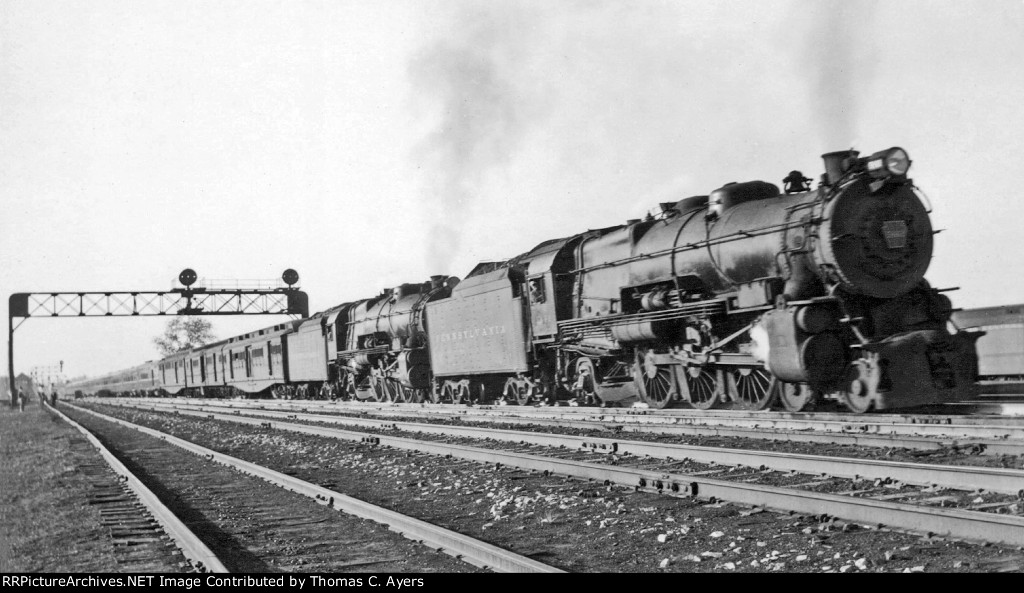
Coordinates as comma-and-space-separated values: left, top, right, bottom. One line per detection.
69, 147, 981, 413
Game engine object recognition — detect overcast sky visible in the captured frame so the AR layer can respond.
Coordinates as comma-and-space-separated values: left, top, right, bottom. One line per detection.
2, 0, 1023, 381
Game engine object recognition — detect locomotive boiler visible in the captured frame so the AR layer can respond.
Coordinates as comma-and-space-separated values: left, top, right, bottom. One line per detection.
337, 275, 458, 402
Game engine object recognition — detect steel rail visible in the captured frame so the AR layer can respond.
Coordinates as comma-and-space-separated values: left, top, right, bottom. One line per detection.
401, 399, 1024, 426
138, 398, 1024, 455
116, 400, 1024, 496
152, 396, 1024, 427
92, 401, 1024, 547
169, 396, 1024, 432
274, 399, 1024, 438
66, 403, 563, 574
378, 409, 1024, 456
242, 400, 1024, 456
204, 395, 1024, 424
45, 402, 228, 573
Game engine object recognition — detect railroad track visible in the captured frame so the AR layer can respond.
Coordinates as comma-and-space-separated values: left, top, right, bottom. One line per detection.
117, 398, 1024, 457
90, 399, 1024, 548
111, 399, 1024, 495
161, 396, 1024, 424
43, 402, 226, 572
341, 400, 1024, 431
62, 403, 562, 573
157, 396, 1024, 431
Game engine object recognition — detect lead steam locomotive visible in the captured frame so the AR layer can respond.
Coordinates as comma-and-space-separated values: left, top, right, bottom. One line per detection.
69, 147, 981, 413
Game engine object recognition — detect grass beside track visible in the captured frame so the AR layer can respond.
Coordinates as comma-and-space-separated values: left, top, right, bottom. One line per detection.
0, 400, 118, 572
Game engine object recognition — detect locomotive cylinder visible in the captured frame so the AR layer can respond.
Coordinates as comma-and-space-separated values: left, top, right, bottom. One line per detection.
754, 308, 847, 384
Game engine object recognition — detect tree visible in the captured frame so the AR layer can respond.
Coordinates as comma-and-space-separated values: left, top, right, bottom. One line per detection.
153, 318, 216, 356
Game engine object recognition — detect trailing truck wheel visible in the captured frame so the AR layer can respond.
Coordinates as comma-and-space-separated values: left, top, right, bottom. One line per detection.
353, 376, 375, 401
574, 359, 603, 406
728, 368, 778, 411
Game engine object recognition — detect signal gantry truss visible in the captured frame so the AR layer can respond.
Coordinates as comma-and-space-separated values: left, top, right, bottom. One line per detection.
7, 269, 310, 407
8, 289, 309, 318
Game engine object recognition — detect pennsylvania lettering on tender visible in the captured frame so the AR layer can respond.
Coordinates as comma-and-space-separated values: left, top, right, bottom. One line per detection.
437, 325, 507, 343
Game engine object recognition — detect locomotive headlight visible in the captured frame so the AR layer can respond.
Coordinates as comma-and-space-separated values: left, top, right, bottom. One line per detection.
866, 147, 912, 179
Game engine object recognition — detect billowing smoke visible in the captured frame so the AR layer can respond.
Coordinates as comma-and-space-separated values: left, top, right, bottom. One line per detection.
409, 4, 548, 272
408, 2, 874, 274
799, 1, 880, 150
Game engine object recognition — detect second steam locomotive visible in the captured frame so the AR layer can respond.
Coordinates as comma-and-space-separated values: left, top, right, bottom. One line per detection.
70, 147, 981, 413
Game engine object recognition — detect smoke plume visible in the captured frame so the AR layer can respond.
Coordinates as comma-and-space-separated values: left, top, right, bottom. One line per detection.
409, 1, 884, 274
409, 4, 548, 272
799, 1, 880, 150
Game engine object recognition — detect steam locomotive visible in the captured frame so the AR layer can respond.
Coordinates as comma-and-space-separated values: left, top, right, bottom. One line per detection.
68, 147, 981, 413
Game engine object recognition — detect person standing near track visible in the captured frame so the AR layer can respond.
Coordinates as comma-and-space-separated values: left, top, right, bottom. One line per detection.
17, 387, 26, 412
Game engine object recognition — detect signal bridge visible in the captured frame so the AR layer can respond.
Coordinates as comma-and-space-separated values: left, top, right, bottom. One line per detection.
7, 269, 309, 407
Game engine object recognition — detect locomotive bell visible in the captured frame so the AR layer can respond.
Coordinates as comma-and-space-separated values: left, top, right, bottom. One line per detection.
782, 170, 812, 194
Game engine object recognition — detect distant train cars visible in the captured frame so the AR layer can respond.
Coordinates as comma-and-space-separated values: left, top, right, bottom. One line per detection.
70, 362, 158, 398
68, 147, 983, 413
953, 304, 1024, 383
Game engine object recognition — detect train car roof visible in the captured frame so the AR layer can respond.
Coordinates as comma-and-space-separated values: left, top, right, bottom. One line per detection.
952, 304, 1024, 328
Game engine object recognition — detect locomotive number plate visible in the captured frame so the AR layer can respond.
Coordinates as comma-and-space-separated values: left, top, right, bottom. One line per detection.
881, 220, 908, 249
